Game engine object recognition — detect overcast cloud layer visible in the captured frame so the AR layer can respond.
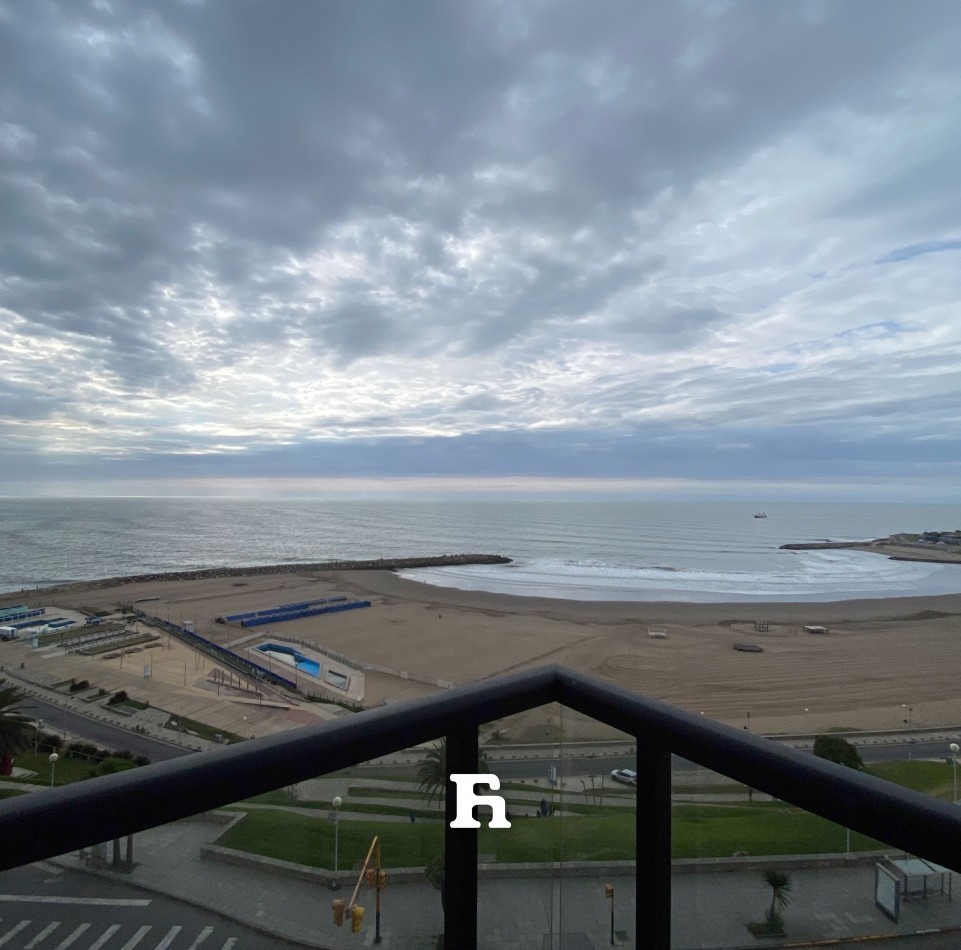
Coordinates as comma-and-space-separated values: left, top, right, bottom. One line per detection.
2, 1, 960, 497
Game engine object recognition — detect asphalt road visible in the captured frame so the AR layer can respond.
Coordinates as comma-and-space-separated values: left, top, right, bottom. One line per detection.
19, 696, 190, 763
0, 865, 302, 949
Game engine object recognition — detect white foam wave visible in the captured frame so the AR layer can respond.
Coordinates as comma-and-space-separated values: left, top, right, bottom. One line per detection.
399, 550, 961, 603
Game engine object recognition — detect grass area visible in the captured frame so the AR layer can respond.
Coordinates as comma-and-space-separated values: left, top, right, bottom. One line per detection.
868, 760, 953, 797
0, 789, 27, 800
161, 713, 238, 744
220, 811, 444, 869
111, 697, 149, 712
219, 800, 888, 868
219, 760, 955, 869
9, 752, 138, 786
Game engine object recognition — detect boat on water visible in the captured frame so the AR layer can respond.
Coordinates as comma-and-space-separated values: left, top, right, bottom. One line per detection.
754, 512, 767, 519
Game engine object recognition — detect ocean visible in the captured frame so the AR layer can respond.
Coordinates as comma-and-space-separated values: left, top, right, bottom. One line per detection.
0, 497, 959, 603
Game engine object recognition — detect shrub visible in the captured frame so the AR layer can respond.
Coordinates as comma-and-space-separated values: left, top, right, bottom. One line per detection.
107, 690, 128, 707
813, 735, 864, 771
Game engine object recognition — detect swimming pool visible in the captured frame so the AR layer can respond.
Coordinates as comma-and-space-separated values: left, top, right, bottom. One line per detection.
256, 643, 321, 678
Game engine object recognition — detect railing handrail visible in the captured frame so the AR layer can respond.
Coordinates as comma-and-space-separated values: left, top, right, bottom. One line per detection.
2, 663, 960, 874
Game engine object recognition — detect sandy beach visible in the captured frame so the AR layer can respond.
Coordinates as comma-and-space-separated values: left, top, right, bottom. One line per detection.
6, 560, 960, 744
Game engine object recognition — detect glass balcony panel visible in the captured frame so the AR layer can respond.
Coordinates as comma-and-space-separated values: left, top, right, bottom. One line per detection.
670, 756, 961, 948
1, 742, 448, 948
476, 703, 637, 949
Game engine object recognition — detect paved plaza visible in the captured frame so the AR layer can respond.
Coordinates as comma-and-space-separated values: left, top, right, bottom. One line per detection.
22, 815, 959, 949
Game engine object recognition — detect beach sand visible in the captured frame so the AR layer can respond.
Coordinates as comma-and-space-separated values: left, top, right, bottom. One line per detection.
9, 566, 961, 741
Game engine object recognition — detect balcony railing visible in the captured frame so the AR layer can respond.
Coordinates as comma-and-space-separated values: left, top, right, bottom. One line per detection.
2, 664, 961, 948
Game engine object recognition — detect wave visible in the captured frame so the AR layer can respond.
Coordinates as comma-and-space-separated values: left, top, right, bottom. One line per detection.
398, 550, 961, 603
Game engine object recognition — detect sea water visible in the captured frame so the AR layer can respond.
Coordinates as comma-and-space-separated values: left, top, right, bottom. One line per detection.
0, 497, 958, 602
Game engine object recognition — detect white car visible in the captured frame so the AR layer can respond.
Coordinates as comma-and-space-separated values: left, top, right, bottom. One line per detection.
611, 768, 637, 786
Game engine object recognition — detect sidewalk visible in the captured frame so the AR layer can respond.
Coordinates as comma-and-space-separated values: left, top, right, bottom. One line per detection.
43, 814, 961, 950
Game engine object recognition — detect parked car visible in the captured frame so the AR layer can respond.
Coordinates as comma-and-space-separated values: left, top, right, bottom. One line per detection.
611, 768, 637, 786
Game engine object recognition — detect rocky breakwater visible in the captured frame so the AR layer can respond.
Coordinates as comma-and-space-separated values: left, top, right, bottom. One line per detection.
780, 541, 876, 550
781, 537, 961, 564
4, 554, 513, 600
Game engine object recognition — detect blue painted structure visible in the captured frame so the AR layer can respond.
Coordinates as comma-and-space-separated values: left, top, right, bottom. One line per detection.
238, 600, 370, 628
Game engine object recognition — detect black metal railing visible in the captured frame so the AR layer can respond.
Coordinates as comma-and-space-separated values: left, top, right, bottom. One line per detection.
3, 664, 961, 948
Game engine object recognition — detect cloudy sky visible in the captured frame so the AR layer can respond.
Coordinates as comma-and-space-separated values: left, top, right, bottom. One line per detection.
2, 0, 960, 499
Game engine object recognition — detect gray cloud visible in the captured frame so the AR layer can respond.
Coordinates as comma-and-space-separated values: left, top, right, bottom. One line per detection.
1, 0, 960, 494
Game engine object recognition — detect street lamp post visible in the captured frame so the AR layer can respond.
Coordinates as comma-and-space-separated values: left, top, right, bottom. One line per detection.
332, 796, 342, 873
604, 883, 615, 945
950, 743, 959, 804
48, 752, 59, 787
35, 719, 43, 754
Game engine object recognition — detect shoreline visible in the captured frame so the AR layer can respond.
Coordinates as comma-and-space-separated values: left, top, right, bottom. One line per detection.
4, 562, 961, 740
781, 539, 961, 565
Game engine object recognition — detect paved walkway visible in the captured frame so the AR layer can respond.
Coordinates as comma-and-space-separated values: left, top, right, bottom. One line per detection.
31, 814, 961, 949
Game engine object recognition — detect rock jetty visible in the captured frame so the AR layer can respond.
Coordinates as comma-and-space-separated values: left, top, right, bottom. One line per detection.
781, 535, 961, 564
5, 554, 512, 599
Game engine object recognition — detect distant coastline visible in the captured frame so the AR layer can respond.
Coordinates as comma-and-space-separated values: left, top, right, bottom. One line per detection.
781, 533, 961, 565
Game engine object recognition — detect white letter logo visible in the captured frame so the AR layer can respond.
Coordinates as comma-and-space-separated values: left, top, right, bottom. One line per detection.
449, 773, 511, 829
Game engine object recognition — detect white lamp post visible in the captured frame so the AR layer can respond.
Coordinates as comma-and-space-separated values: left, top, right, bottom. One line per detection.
332, 796, 342, 872
48, 752, 59, 787
950, 743, 959, 804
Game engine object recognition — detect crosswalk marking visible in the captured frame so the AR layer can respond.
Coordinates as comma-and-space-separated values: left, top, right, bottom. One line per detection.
153, 925, 182, 949
88, 924, 121, 950
0, 918, 245, 949
0, 919, 31, 946
185, 925, 213, 948
0, 895, 151, 906
25, 921, 60, 947
54, 923, 91, 949
119, 924, 152, 949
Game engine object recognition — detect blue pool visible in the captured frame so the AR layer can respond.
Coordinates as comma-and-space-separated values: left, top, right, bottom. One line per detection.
256, 643, 321, 678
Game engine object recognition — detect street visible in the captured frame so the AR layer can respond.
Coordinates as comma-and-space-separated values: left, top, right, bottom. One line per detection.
18, 696, 190, 763
0, 864, 302, 949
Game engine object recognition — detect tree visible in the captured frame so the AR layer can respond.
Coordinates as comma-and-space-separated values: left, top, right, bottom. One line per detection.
748, 869, 792, 937
763, 869, 792, 919
416, 741, 447, 808
424, 853, 444, 909
415, 739, 488, 809
0, 679, 34, 776
813, 735, 864, 771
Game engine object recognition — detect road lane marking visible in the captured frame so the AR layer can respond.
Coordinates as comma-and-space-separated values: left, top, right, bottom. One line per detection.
153, 925, 182, 949
185, 926, 213, 948
0, 920, 31, 946
26, 921, 60, 947
119, 925, 152, 949
54, 923, 91, 949
0, 896, 151, 906
219, 940, 238, 949
88, 924, 121, 950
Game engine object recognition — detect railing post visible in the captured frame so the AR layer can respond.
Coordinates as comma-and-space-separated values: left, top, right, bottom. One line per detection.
445, 727, 479, 949
636, 739, 671, 948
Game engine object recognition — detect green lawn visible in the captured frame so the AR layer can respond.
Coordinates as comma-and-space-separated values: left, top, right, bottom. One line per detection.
9, 752, 137, 786
218, 799, 889, 868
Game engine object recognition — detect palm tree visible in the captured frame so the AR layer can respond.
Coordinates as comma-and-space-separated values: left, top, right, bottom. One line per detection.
0, 679, 34, 776
415, 739, 489, 809
416, 741, 447, 808
762, 869, 792, 922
